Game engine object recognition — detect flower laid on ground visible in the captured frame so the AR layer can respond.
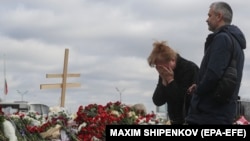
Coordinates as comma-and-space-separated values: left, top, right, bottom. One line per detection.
74, 101, 161, 140
0, 111, 9, 141
9, 111, 48, 141
0, 101, 163, 141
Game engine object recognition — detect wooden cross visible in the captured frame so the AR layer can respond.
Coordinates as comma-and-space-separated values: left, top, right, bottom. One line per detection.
40, 48, 81, 107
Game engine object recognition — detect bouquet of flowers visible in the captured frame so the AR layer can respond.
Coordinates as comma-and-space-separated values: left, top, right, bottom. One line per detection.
0, 101, 162, 141
74, 101, 158, 140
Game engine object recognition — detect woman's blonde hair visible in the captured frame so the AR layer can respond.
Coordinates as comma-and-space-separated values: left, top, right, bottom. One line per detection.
147, 40, 177, 67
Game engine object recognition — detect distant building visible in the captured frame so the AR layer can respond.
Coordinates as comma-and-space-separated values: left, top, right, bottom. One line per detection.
0, 101, 49, 116
155, 103, 169, 121
237, 100, 250, 121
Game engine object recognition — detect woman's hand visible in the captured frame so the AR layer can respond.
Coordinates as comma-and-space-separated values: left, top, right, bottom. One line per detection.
156, 65, 174, 85
187, 84, 197, 94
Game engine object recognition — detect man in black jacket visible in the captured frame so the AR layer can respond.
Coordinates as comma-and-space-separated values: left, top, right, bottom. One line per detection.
147, 40, 199, 124
186, 1, 246, 124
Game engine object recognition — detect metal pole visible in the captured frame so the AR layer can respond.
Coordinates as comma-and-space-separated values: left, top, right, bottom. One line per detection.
17, 90, 29, 102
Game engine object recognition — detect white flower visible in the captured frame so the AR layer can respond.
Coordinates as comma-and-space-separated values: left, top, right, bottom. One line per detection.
127, 111, 136, 117
111, 110, 120, 117
31, 119, 41, 126
137, 118, 146, 124
147, 120, 156, 125
9, 114, 19, 118
92, 136, 101, 141
78, 122, 87, 132
68, 113, 76, 120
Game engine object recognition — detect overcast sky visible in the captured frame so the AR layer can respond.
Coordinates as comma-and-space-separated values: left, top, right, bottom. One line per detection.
0, 0, 249, 113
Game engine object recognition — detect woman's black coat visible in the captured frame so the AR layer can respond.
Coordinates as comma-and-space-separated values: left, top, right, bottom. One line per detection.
152, 54, 199, 124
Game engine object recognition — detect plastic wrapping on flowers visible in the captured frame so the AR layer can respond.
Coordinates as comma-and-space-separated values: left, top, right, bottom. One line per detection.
0, 101, 164, 141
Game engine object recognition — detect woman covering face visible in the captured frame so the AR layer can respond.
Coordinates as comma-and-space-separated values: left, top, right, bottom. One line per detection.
147, 40, 199, 125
